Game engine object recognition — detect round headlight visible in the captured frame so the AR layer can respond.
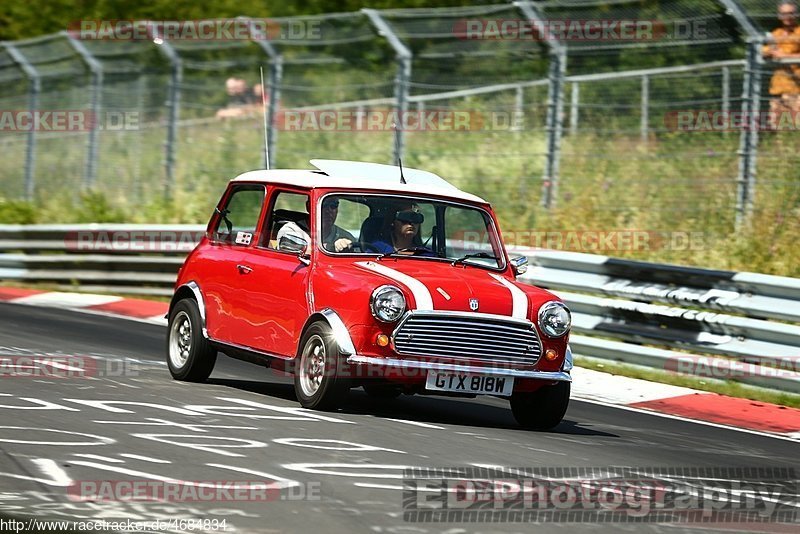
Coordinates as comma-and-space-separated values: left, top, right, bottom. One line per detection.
538, 301, 571, 338
370, 285, 406, 323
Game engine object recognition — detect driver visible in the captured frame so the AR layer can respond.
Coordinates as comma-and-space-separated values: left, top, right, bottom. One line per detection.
370, 203, 433, 256
321, 197, 356, 252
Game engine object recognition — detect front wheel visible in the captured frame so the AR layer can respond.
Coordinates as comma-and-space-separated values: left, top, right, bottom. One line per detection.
294, 322, 350, 410
510, 381, 570, 430
166, 298, 217, 382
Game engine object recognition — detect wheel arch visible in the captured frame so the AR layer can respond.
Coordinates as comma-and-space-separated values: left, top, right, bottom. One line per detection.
169, 281, 208, 339
297, 308, 356, 357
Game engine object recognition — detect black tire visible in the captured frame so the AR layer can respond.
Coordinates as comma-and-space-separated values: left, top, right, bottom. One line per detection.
363, 383, 402, 399
294, 321, 350, 410
166, 299, 217, 382
510, 382, 570, 430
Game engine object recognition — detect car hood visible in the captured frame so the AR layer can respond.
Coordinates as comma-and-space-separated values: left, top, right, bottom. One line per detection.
351, 259, 546, 318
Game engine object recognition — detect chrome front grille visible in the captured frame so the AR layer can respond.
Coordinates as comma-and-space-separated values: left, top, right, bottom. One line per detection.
391, 312, 541, 366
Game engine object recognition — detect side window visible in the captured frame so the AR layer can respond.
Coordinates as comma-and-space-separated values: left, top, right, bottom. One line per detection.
264, 191, 311, 251
212, 185, 266, 245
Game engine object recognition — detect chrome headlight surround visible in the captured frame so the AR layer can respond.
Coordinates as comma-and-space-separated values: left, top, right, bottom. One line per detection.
537, 301, 571, 338
370, 285, 407, 323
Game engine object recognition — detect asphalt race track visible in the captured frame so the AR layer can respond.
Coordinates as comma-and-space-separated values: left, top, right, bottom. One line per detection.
0, 302, 796, 533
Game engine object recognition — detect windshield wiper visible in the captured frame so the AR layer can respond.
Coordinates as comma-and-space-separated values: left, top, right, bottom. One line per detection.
377, 247, 431, 260
451, 252, 498, 266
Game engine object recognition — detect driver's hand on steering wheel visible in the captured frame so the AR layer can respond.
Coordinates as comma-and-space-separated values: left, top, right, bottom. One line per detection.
334, 238, 352, 252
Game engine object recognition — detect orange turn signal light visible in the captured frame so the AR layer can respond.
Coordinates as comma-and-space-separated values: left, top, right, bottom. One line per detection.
376, 334, 390, 347
544, 349, 558, 361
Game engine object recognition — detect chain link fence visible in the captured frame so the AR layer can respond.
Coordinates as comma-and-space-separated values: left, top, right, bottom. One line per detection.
0, 1, 797, 273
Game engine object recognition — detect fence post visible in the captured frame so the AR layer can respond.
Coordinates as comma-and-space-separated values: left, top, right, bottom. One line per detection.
516, 1, 567, 209
715, 0, 764, 228
513, 85, 524, 131
363, 9, 412, 163
736, 42, 763, 227
721, 66, 730, 116
544, 49, 567, 208
148, 22, 182, 200
164, 52, 181, 200
640, 75, 649, 142
569, 82, 579, 135
64, 32, 103, 189
267, 58, 283, 169
133, 75, 146, 202
3, 43, 40, 201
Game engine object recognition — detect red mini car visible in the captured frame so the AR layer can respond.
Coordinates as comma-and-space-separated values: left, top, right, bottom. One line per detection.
167, 160, 573, 429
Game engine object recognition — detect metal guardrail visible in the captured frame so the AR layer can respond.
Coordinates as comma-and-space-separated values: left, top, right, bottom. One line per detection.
0, 224, 202, 297
518, 249, 800, 394
0, 225, 798, 393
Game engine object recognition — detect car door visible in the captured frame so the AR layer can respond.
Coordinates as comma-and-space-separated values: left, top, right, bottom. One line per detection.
232, 189, 313, 357
202, 183, 267, 345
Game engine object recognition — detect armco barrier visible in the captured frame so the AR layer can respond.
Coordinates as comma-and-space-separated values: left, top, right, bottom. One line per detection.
0, 225, 797, 393
0, 224, 203, 296
518, 249, 800, 394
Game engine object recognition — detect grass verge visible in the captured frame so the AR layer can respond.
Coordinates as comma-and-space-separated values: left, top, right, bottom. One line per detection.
577, 355, 800, 409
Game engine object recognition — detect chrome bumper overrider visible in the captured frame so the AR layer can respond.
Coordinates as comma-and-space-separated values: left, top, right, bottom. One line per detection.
346, 355, 571, 382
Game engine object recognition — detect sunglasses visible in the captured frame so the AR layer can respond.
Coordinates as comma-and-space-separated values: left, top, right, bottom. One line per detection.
395, 210, 424, 224
322, 200, 339, 210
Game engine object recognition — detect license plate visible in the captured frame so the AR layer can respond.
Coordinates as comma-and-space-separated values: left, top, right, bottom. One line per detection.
425, 371, 514, 396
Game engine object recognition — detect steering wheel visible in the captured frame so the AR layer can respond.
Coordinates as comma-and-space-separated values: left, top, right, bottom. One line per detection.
360, 242, 381, 253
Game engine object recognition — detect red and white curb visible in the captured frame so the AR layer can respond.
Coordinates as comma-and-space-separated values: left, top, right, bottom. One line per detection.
0, 287, 168, 325
1, 287, 798, 440
571, 367, 800, 440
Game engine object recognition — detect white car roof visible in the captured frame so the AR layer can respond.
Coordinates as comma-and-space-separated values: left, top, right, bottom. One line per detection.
230, 159, 487, 204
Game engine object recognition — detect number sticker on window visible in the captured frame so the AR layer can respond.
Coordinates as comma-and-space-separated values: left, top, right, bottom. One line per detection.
235, 231, 253, 245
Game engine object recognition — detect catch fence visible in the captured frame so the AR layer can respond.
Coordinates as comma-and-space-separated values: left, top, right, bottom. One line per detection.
0, 1, 797, 268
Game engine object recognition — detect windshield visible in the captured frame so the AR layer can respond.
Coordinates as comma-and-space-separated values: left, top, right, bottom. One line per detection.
318, 194, 505, 269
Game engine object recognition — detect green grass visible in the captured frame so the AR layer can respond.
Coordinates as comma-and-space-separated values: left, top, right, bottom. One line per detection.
1, 114, 798, 277
578, 356, 800, 409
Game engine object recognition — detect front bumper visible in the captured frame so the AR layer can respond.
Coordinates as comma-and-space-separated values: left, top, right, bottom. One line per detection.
346, 355, 571, 382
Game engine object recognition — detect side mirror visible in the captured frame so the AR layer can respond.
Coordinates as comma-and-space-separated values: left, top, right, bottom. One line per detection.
510, 255, 528, 276
279, 234, 309, 254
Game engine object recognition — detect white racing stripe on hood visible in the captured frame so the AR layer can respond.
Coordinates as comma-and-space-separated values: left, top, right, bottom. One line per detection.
488, 273, 528, 319
356, 261, 433, 310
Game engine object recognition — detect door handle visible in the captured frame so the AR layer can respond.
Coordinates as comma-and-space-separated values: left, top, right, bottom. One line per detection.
236, 264, 253, 274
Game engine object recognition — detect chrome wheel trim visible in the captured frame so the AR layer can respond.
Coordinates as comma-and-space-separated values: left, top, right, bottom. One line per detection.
169, 311, 192, 369
299, 334, 326, 397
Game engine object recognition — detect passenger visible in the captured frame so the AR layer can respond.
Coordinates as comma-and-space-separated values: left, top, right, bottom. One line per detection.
370, 203, 434, 256
320, 197, 356, 252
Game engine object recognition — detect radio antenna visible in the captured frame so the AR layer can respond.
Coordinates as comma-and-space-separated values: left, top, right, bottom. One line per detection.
392, 122, 406, 184
260, 66, 270, 170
